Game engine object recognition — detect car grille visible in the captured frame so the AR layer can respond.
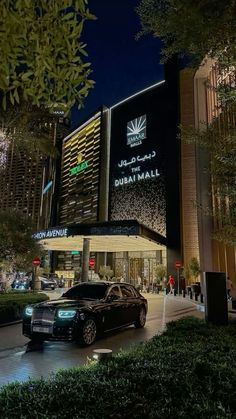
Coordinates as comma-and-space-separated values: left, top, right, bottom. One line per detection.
32, 306, 55, 326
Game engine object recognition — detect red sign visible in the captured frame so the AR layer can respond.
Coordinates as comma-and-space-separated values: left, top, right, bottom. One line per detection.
32, 256, 41, 267
175, 260, 182, 269
89, 258, 95, 268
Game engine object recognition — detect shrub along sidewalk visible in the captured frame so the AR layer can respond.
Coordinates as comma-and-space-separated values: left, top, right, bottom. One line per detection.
0, 291, 49, 325
0, 317, 236, 418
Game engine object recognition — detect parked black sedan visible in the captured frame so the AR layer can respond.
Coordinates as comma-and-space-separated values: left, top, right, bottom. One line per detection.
23, 282, 148, 346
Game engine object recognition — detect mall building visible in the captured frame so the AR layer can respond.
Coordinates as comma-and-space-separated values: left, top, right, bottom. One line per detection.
33, 59, 236, 286
34, 64, 181, 285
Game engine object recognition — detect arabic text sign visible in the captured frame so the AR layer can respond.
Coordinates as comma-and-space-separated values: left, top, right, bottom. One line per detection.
118, 150, 156, 168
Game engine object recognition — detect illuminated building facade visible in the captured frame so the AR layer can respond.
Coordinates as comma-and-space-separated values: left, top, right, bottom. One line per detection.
56, 108, 110, 272
180, 58, 236, 284
59, 108, 109, 226
0, 139, 45, 229
109, 76, 180, 280
52, 73, 181, 281
0, 121, 61, 232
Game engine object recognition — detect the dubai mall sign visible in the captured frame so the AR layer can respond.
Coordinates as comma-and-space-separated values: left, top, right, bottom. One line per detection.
127, 115, 146, 148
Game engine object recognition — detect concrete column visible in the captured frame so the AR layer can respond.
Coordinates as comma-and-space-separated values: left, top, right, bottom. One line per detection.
81, 238, 90, 282
33, 266, 41, 291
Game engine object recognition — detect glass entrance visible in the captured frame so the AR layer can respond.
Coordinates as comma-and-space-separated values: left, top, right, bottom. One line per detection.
113, 250, 166, 289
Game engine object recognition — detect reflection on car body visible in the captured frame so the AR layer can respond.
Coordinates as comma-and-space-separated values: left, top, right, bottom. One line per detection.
23, 282, 148, 346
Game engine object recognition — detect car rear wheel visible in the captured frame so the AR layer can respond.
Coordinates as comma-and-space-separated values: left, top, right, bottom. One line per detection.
134, 307, 146, 328
79, 318, 97, 346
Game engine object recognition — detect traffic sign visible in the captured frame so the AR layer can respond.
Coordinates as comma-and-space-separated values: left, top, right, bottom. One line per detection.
89, 258, 95, 267
175, 260, 182, 269
32, 256, 41, 267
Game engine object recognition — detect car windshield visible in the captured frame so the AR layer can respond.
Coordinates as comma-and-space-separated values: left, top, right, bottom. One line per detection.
62, 283, 109, 300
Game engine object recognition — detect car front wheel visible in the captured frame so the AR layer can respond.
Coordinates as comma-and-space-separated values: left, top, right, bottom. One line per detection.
134, 307, 146, 328
79, 318, 97, 346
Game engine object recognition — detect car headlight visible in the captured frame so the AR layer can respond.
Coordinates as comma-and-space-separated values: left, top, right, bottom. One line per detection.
25, 306, 33, 316
58, 309, 77, 319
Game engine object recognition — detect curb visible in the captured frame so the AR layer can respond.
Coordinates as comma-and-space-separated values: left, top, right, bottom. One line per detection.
0, 320, 22, 328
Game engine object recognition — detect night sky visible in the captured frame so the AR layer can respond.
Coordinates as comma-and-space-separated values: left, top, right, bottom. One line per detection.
72, 0, 163, 127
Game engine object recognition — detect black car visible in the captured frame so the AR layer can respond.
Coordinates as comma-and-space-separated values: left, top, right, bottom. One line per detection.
23, 282, 148, 346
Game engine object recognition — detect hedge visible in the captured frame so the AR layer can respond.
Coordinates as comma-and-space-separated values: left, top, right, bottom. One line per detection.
1, 317, 236, 418
0, 292, 49, 324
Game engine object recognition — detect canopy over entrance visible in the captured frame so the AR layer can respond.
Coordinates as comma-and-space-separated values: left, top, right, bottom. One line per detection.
33, 220, 166, 252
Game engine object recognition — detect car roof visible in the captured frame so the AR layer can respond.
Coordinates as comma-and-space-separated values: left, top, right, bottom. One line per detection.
74, 281, 134, 287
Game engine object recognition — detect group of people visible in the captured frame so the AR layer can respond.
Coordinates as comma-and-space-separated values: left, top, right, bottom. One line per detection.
167, 274, 234, 299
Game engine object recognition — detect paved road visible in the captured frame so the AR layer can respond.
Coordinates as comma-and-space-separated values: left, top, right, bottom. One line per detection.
0, 293, 203, 386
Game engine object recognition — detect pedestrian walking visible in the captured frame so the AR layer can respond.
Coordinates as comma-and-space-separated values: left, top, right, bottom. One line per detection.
168, 275, 175, 294
226, 276, 233, 300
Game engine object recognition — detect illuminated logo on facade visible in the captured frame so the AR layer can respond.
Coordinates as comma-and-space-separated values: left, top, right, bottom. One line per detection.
70, 160, 89, 175
127, 115, 146, 148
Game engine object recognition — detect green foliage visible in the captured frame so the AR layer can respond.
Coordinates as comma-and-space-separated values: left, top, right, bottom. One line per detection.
154, 263, 166, 283
182, 261, 191, 282
0, 291, 49, 323
1, 317, 236, 417
0, 102, 60, 159
188, 257, 200, 280
0, 209, 44, 271
137, 0, 236, 69
99, 265, 114, 279
183, 257, 200, 282
0, 0, 96, 112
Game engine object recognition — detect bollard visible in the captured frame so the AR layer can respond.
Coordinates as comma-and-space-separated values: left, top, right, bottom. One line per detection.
174, 289, 177, 296
194, 293, 198, 301
93, 349, 112, 362
189, 290, 193, 299
182, 289, 186, 298
200, 294, 204, 304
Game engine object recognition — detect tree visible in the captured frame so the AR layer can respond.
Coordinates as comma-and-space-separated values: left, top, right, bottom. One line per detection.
0, 209, 44, 272
0, 0, 96, 112
182, 262, 191, 284
0, 102, 60, 160
188, 257, 200, 282
183, 258, 200, 283
154, 263, 166, 284
137, 0, 236, 70
137, 0, 236, 246
99, 266, 114, 280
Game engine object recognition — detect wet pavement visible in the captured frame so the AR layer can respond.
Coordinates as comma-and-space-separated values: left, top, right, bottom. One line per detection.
0, 292, 204, 387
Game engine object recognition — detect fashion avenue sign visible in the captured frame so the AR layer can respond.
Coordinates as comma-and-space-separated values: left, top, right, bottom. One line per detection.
33, 228, 68, 240
114, 169, 160, 187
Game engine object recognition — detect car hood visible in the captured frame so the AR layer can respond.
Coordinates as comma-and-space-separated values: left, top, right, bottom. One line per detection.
35, 298, 100, 309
